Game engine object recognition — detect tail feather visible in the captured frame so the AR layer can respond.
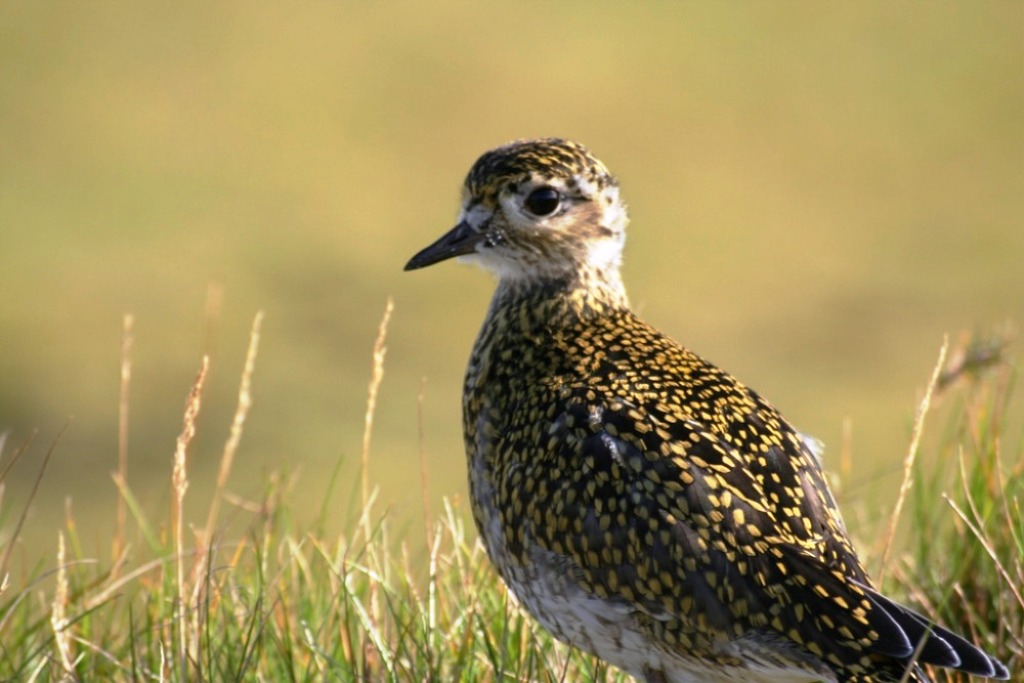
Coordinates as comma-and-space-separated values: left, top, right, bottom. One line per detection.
859, 584, 1009, 680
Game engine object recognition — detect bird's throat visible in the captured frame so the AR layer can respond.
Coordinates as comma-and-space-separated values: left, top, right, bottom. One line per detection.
486, 268, 630, 336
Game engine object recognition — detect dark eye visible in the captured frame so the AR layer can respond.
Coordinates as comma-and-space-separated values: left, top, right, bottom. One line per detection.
524, 187, 561, 216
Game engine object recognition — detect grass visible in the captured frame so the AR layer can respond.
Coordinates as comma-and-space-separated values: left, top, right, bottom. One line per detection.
0, 310, 1019, 682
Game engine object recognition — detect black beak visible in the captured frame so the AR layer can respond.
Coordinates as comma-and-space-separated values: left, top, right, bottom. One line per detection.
404, 221, 485, 271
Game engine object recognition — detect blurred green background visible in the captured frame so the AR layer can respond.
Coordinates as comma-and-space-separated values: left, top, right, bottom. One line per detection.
1, 2, 1021, 562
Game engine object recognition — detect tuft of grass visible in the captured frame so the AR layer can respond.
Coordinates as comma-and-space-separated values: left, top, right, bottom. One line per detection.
0, 307, 628, 683
0, 310, 1017, 682
895, 331, 1022, 682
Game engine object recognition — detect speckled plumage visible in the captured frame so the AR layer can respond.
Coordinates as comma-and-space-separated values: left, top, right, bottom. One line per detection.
405, 138, 1009, 683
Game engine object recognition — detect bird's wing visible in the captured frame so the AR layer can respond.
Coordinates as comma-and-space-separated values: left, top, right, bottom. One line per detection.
498, 393, 916, 668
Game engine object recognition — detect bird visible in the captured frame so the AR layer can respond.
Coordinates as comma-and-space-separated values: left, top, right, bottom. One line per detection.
404, 138, 1010, 683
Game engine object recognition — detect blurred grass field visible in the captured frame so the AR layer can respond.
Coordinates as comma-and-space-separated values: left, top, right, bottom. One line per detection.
1, 2, 1021, 563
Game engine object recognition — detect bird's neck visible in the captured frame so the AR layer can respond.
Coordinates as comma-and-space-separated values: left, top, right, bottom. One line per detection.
485, 266, 630, 334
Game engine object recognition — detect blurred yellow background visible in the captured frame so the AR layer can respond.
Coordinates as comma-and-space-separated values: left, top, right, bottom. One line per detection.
1, 2, 1021, 561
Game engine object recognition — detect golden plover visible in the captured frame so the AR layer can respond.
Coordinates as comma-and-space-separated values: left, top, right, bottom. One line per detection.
404, 138, 1009, 683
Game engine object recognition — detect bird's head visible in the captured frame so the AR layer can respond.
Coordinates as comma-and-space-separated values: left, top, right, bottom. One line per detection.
405, 138, 628, 285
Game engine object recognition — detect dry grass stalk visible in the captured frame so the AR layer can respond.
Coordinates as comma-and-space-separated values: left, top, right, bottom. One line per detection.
172, 355, 209, 677
350, 297, 395, 677
202, 311, 264, 545
51, 531, 75, 678
114, 314, 134, 565
936, 327, 1011, 392
188, 312, 264, 647
85, 553, 174, 612
877, 337, 948, 583
361, 298, 394, 513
